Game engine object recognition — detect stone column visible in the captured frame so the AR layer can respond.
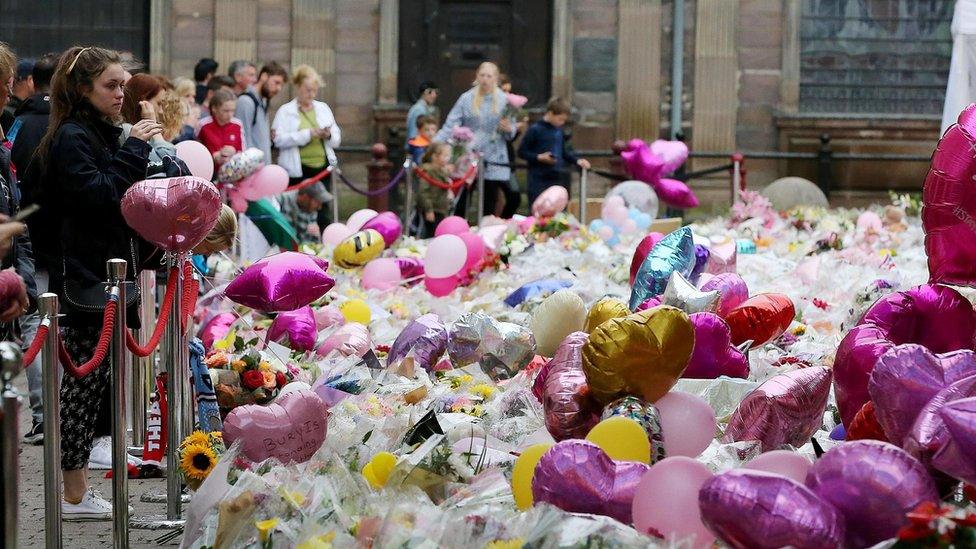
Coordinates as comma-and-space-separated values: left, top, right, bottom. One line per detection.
616, 0, 662, 141
213, 0, 259, 68
691, 0, 738, 160
149, 0, 173, 75
780, 0, 801, 113
551, 0, 574, 101
378, 0, 399, 105
291, 0, 337, 105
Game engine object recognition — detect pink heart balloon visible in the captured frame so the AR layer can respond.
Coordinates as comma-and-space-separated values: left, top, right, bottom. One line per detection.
316, 322, 371, 358
223, 389, 329, 463
723, 367, 832, 451
267, 306, 318, 352
923, 104, 976, 286
868, 344, 976, 445
698, 273, 749, 318
905, 374, 976, 471
537, 331, 601, 441
934, 396, 976, 485
684, 313, 749, 379
649, 139, 689, 176
532, 439, 650, 524
121, 176, 221, 253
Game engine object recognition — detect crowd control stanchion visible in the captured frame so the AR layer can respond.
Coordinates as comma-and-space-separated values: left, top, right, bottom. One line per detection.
1, 341, 24, 549
132, 269, 155, 450
39, 293, 62, 549
167, 254, 187, 520
107, 259, 129, 549
476, 157, 486, 223
403, 159, 413, 228
580, 167, 589, 225
332, 165, 341, 225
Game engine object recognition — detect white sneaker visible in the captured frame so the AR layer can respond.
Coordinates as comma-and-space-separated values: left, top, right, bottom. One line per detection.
88, 436, 143, 470
62, 487, 113, 521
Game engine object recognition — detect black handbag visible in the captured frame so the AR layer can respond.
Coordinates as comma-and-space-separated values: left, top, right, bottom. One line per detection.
62, 240, 141, 313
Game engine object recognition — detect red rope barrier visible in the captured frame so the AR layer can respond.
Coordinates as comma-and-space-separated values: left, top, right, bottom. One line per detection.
21, 323, 49, 367
414, 163, 476, 191
283, 167, 333, 193
182, 261, 199, 331
125, 267, 179, 358
59, 299, 118, 379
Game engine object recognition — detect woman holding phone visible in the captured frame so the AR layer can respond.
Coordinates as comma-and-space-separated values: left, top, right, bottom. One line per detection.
272, 65, 341, 223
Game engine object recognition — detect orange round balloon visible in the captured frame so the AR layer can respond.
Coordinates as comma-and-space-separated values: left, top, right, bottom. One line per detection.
725, 293, 795, 349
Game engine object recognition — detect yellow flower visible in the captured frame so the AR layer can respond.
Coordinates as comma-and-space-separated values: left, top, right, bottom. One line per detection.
180, 443, 217, 481
787, 242, 799, 253
214, 329, 237, 351
181, 431, 210, 450
469, 383, 496, 400
792, 324, 807, 336
259, 361, 272, 372
297, 532, 336, 549
486, 538, 524, 549
255, 518, 279, 543
230, 360, 246, 373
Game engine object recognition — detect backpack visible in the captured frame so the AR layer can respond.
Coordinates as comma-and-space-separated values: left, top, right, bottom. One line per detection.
238, 90, 264, 128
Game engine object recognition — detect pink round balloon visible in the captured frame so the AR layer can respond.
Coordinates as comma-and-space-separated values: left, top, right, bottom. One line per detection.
346, 209, 378, 232
121, 176, 221, 253
316, 322, 371, 357
174, 140, 215, 181
597, 225, 615, 241
532, 185, 569, 218
621, 218, 638, 234
425, 275, 460, 297
655, 391, 717, 458
361, 211, 402, 247
239, 164, 288, 200
632, 456, 715, 548
223, 389, 328, 463
743, 450, 812, 484
321, 222, 353, 246
435, 215, 469, 236
424, 234, 467, 278
267, 306, 317, 352
361, 257, 401, 290
457, 231, 486, 271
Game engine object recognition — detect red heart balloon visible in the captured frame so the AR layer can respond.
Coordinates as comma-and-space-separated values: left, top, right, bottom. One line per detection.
121, 176, 221, 253
923, 104, 976, 286
223, 389, 329, 463
725, 293, 795, 348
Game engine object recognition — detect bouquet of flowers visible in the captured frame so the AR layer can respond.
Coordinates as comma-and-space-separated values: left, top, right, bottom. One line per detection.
178, 430, 225, 490
531, 212, 573, 239
894, 501, 976, 548
502, 93, 528, 120
498, 231, 530, 264
204, 344, 299, 411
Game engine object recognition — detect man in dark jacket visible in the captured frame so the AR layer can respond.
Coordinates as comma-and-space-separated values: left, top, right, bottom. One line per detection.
517, 97, 591, 206
9, 52, 57, 281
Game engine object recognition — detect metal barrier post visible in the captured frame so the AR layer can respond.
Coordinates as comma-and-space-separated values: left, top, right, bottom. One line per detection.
1, 341, 23, 549
332, 166, 341, 225
403, 159, 413, 228
579, 167, 589, 225
731, 153, 743, 205
132, 269, 155, 449
107, 259, 129, 549
166, 254, 185, 520
476, 156, 486, 223
39, 293, 61, 549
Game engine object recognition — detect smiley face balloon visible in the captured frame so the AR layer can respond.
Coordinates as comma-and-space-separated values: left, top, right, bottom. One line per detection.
333, 229, 385, 269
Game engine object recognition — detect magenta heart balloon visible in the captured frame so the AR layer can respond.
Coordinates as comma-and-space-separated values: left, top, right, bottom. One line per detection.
360, 211, 402, 247
620, 141, 699, 209
267, 306, 317, 352
833, 284, 976, 426
121, 176, 221, 253
699, 470, 845, 549
698, 273, 749, 318
532, 439, 650, 524
905, 374, 976, 472
868, 344, 976, 445
225, 252, 336, 312
684, 313, 748, 379
223, 389, 329, 463
537, 331, 600, 441
923, 104, 976, 286
723, 367, 831, 451
806, 440, 938, 548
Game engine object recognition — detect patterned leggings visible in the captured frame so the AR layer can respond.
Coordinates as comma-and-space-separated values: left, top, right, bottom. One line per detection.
59, 325, 112, 470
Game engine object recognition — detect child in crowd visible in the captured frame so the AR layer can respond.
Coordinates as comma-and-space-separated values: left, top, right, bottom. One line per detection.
279, 182, 332, 243
193, 204, 238, 256
407, 115, 438, 164
417, 141, 455, 238
196, 88, 245, 168
517, 97, 591, 206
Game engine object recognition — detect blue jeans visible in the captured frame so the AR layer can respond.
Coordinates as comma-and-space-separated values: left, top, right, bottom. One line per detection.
20, 312, 44, 424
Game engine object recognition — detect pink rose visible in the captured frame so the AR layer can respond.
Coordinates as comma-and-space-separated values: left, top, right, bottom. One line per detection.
506, 93, 528, 109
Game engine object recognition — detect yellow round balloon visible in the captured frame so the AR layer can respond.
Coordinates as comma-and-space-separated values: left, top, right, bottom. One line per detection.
340, 299, 372, 325
531, 290, 586, 356
586, 416, 651, 463
585, 297, 630, 333
511, 443, 553, 510
582, 306, 694, 404
334, 229, 385, 269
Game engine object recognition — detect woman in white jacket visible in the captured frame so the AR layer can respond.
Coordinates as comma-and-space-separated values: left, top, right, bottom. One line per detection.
272, 64, 341, 220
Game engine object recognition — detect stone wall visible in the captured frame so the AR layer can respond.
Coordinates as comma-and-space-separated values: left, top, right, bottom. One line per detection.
570, 0, 618, 150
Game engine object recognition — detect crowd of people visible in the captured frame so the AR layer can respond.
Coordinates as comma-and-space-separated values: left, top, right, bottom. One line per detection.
0, 42, 590, 520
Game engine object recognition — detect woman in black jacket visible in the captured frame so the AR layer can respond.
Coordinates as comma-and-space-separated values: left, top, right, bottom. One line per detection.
38, 46, 161, 520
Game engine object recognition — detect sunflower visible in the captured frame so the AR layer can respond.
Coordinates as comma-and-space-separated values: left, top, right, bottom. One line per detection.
181, 431, 211, 450
180, 443, 217, 481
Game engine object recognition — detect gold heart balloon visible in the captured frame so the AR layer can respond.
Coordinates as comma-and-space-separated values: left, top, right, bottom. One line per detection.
582, 306, 695, 404
585, 297, 631, 333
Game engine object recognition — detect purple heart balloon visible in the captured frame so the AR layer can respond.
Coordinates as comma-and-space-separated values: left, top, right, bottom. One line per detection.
868, 344, 976, 445
538, 331, 600, 440
267, 306, 317, 352
684, 313, 748, 379
833, 284, 976, 427
699, 273, 749, 318
225, 252, 336, 312
934, 396, 976, 485
386, 313, 448, 372
223, 389, 329, 464
723, 367, 831, 451
699, 470, 845, 549
531, 439, 650, 524
806, 440, 938, 548
905, 374, 976, 473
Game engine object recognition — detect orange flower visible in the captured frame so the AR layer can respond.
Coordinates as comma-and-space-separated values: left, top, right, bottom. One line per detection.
262, 370, 276, 390
204, 351, 229, 368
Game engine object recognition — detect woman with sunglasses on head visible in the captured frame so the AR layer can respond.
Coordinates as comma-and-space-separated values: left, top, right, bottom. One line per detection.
37, 45, 161, 520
